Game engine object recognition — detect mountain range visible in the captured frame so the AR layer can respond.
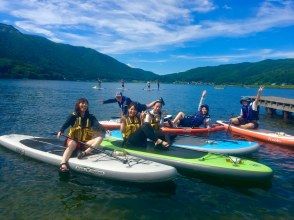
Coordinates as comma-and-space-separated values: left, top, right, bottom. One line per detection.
0, 23, 293, 84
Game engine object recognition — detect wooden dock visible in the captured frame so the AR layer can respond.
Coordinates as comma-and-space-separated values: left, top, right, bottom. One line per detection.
248, 96, 294, 121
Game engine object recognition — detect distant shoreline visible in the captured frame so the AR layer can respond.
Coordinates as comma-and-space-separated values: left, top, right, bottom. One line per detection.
1, 78, 293, 89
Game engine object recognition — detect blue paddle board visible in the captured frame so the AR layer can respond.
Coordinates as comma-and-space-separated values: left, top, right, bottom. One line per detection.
109, 130, 259, 155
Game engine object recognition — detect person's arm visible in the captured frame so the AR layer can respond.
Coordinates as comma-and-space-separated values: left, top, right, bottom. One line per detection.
144, 112, 152, 123
102, 98, 117, 104
198, 90, 207, 111
59, 114, 75, 133
239, 109, 243, 117
204, 117, 211, 128
57, 114, 75, 138
91, 116, 106, 137
252, 86, 264, 110
146, 101, 156, 108
120, 116, 127, 133
159, 114, 164, 127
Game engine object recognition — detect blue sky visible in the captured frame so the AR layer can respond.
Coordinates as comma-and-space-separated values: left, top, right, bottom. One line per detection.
0, 0, 293, 74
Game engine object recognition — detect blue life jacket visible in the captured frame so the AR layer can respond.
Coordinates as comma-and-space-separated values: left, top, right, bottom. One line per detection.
190, 112, 210, 127
241, 103, 259, 121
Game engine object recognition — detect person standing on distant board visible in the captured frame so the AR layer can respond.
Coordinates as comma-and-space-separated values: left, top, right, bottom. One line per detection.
121, 79, 125, 89
230, 86, 264, 129
97, 78, 102, 89
147, 81, 151, 90
157, 80, 160, 90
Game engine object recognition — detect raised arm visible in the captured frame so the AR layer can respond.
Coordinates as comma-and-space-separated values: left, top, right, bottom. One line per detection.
198, 90, 207, 111
252, 86, 264, 110
256, 86, 264, 102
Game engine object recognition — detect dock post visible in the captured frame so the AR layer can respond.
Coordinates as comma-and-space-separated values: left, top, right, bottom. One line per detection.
266, 107, 276, 116
283, 111, 291, 122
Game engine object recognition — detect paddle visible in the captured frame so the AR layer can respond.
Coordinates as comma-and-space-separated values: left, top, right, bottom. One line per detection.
110, 116, 121, 119
52, 132, 129, 164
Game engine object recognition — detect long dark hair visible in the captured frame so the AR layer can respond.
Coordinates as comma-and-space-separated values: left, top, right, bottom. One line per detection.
75, 98, 89, 116
128, 102, 138, 111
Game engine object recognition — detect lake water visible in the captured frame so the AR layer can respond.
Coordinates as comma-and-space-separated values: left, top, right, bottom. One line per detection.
0, 79, 293, 219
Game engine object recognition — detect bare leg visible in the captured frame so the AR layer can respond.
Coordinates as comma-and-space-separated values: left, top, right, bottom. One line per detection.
60, 139, 77, 169
84, 136, 103, 154
240, 123, 255, 129
172, 112, 185, 126
230, 117, 240, 125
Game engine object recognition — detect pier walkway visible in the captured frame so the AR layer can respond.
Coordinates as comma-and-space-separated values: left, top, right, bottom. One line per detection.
248, 96, 294, 121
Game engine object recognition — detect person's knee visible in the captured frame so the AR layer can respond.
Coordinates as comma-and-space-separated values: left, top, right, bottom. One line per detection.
240, 123, 254, 129
230, 117, 239, 125
179, 112, 185, 117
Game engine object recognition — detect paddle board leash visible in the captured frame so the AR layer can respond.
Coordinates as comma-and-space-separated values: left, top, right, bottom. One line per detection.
226, 114, 234, 136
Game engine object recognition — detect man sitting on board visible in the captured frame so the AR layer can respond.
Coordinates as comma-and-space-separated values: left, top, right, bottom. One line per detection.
230, 86, 264, 129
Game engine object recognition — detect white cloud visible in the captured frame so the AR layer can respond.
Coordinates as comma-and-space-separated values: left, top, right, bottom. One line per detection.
15, 20, 63, 42
0, 0, 293, 54
126, 63, 134, 67
135, 59, 167, 63
173, 49, 294, 63
223, 4, 232, 10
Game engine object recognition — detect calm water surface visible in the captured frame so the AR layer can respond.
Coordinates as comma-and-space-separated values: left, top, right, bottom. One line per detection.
0, 80, 293, 219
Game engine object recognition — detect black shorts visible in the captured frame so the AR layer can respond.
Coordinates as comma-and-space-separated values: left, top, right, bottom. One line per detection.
237, 118, 259, 129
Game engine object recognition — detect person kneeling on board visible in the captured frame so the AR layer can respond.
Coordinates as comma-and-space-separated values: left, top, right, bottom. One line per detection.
171, 90, 211, 128
57, 98, 106, 172
121, 101, 169, 148
230, 86, 264, 129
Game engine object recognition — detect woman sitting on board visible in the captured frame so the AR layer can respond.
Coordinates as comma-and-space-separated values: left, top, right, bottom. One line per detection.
230, 86, 264, 129
171, 90, 211, 128
57, 98, 106, 172
142, 98, 170, 145
120, 102, 169, 148
102, 92, 165, 116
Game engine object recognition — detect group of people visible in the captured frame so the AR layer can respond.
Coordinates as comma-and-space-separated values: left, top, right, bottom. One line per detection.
57, 86, 264, 172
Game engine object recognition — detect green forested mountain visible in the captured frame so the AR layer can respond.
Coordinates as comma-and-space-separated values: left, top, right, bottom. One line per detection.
0, 23, 157, 81
0, 23, 293, 84
162, 59, 294, 84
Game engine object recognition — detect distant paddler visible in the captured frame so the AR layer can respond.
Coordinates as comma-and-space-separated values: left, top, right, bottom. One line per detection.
156, 80, 160, 90
230, 86, 264, 129
121, 79, 125, 89
97, 78, 102, 89
147, 81, 151, 90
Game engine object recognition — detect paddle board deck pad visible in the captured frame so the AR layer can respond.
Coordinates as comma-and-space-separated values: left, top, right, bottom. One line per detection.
102, 137, 272, 181
217, 120, 294, 147
161, 124, 225, 135
0, 134, 177, 183
110, 130, 259, 155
